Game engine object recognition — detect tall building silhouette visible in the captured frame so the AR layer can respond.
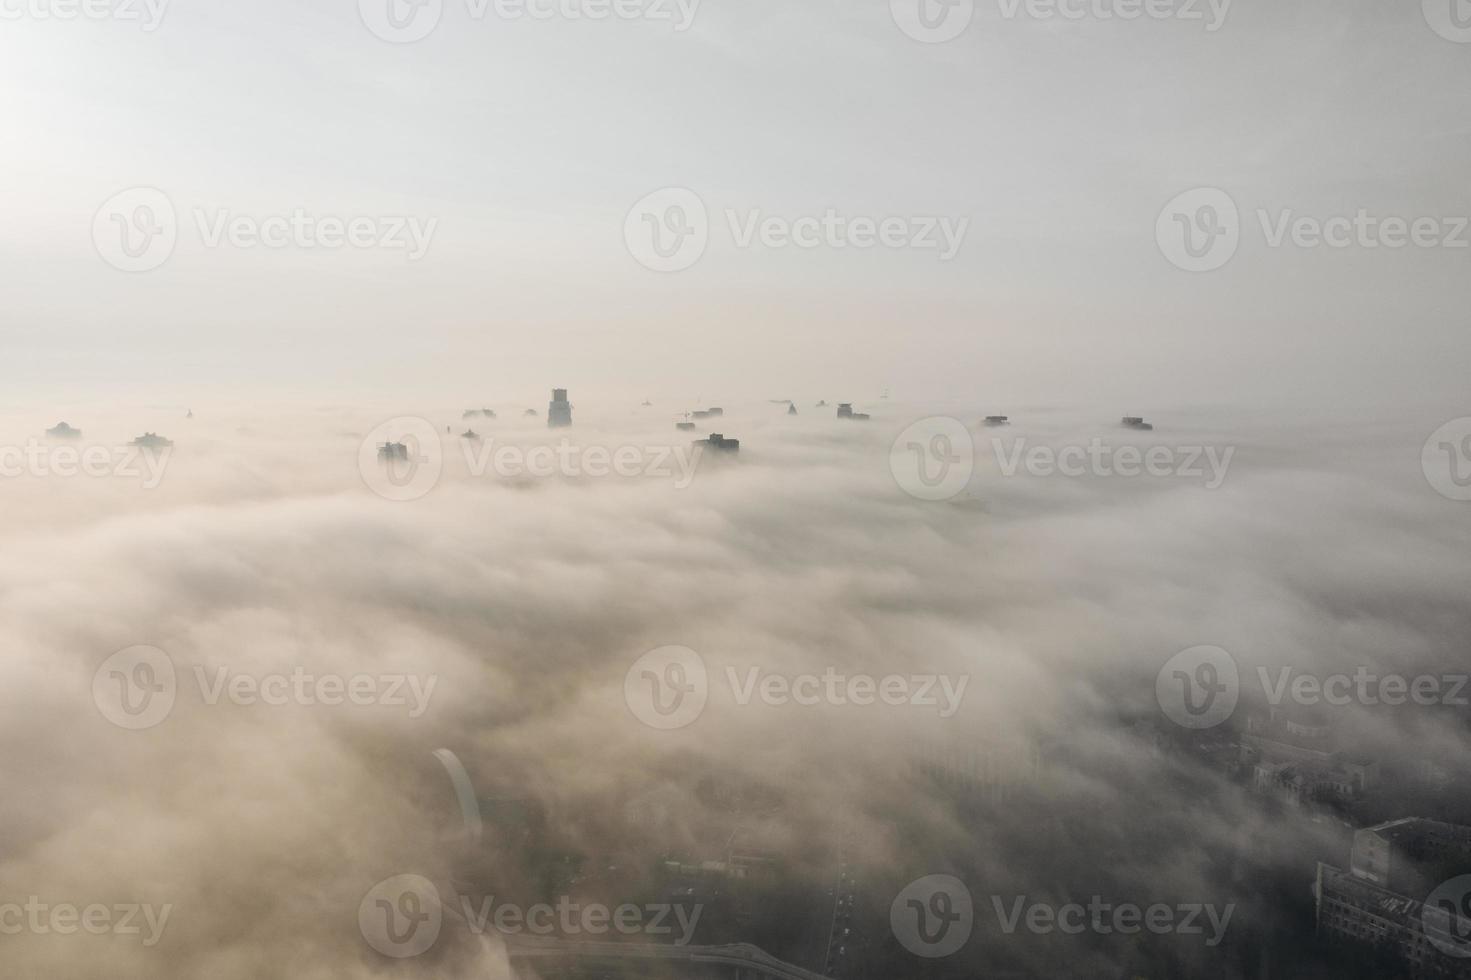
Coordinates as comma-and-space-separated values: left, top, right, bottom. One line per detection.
548, 389, 572, 428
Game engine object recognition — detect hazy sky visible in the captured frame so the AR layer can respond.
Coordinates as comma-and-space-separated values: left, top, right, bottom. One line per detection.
2, 0, 1469, 409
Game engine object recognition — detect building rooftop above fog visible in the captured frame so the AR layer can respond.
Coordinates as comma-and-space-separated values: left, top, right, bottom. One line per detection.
696, 433, 740, 453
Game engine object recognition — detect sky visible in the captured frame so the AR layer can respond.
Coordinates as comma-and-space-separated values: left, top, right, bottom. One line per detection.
2, 0, 1469, 410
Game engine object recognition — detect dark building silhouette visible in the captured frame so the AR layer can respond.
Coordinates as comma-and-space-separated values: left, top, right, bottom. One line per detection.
696, 433, 740, 453
836, 403, 870, 421
461, 429, 481, 441
132, 432, 174, 449
984, 415, 1009, 426
378, 441, 408, 461
548, 389, 572, 428
1121, 416, 1154, 431
787, 403, 797, 416
1316, 819, 1471, 977
676, 421, 696, 431
46, 422, 82, 439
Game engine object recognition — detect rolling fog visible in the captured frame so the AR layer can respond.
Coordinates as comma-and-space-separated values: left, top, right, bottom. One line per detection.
0, 400, 1465, 976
